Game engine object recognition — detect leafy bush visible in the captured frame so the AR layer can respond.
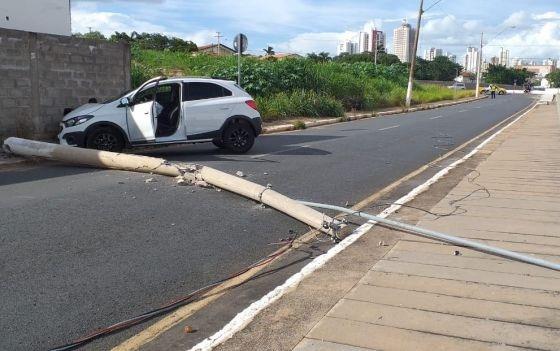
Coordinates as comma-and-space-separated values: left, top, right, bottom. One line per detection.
256, 90, 344, 121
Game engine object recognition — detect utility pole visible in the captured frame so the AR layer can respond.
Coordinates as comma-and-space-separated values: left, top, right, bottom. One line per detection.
214, 32, 223, 55
405, 0, 424, 108
475, 32, 483, 98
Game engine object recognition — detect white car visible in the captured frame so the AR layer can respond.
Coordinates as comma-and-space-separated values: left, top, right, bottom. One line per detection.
58, 76, 262, 153
447, 82, 466, 90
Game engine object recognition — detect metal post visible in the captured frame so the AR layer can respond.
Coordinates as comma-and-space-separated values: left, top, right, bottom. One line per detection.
237, 36, 241, 86
475, 32, 483, 98
373, 31, 378, 65
405, 0, 424, 108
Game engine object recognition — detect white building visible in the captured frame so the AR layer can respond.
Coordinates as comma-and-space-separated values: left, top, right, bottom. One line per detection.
358, 32, 369, 53
393, 20, 415, 63
446, 53, 457, 63
423, 47, 443, 61
463, 47, 479, 73
0, 0, 71, 36
499, 49, 510, 66
543, 58, 558, 67
337, 40, 358, 55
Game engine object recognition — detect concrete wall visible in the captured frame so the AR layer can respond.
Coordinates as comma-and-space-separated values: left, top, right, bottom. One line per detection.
0, 28, 130, 141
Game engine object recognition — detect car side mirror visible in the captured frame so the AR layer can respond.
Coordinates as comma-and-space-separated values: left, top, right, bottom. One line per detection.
119, 97, 130, 107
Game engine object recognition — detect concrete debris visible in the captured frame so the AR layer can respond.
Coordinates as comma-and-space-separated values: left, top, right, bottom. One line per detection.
377, 241, 387, 247
194, 180, 211, 188
145, 178, 157, 183
235, 171, 245, 177
263, 172, 269, 175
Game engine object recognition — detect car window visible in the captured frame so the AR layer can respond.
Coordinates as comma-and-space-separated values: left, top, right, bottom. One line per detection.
183, 82, 232, 101
155, 84, 180, 105
133, 86, 156, 104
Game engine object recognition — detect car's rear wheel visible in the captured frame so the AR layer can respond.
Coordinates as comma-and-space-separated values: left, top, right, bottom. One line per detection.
222, 121, 255, 153
86, 127, 124, 152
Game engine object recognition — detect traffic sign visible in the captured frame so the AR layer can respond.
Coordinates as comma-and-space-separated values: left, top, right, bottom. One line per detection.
233, 33, 248, 53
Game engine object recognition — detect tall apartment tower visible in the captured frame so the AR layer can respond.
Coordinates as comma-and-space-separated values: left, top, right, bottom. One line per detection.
499, 49, 510, 67
371, 29, 386, 53
463, 47, 479, 73
423, 47, 443, 61
393, 20, 415, 63
358, 32, 369, 53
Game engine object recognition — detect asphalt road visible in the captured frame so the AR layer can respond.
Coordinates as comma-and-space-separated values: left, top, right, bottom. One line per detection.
0, 95, 533, 351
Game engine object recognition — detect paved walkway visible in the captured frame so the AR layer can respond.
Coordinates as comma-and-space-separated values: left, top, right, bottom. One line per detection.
294, 102, 560, 350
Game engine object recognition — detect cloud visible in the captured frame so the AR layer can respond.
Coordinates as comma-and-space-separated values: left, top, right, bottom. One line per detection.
273, 31, 357, 55
71, 8, 216, 45
503, 11, 528, 27
532, 11, 560, 21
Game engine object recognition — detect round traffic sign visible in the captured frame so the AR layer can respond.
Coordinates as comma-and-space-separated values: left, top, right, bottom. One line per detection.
233, 33, 248, 53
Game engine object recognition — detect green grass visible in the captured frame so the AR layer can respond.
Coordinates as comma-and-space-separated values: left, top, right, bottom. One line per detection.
131, 49, 475, 121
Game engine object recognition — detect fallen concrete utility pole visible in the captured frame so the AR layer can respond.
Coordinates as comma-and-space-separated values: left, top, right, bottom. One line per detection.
3, 137, 337, 234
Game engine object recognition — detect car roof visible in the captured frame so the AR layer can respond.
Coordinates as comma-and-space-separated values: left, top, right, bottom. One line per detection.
161, 77, 236, 85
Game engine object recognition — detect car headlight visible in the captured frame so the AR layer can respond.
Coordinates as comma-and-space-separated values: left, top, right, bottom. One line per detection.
64, 115, 94, 128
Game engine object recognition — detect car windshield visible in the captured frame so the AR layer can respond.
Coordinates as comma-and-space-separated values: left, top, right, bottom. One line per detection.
102, 89, 134, 104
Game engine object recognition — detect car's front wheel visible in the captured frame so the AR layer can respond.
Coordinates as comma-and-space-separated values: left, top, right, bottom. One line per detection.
212, 138, 226, 149
86, 127, 124, 152
222, 121, 255, 153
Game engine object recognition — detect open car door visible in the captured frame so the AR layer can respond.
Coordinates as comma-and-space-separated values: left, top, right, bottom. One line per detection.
126, 85, 157, 143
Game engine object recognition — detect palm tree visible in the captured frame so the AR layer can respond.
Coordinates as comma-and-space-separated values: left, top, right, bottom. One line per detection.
263, 46, 275, 56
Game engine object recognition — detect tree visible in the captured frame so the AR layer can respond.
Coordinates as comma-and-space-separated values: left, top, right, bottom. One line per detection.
546, 70, 560, 88
307, 52, 331, 63
376, 53, 401, 65
73, 31, 106, 40
485, 64, 535, 84
263, 46, 275, 56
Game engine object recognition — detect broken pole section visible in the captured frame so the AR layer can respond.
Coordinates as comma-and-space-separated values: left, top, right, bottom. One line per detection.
3, 137, 335, 234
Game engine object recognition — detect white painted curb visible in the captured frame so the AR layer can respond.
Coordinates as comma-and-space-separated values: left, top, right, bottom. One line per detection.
188, 101, 537, 351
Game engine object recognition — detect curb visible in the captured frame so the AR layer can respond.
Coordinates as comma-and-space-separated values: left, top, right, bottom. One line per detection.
262, 95, 488, 134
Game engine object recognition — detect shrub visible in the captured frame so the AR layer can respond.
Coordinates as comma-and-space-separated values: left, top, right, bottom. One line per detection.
256, 90, 344, 121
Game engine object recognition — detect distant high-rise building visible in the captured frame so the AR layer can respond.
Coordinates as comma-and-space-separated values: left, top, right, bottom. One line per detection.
393, 20, 416, 63
358, 32, 369, 53
370, 29, 386, 53
499, 49, 510, 66
490, 56, 500, 65
337, 40, 358, 55
543, 58, 558, 67
445, 52, 457, 63
463, 47, 479, 73
423, 47, 443, 61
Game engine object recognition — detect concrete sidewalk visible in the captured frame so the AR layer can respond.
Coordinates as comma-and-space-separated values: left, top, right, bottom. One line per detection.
214, 101, 560, 351
293, 103, 560, 349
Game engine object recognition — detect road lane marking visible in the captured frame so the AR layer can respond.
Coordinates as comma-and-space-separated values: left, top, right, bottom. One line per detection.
458, 109, 468, 112
250, 145, 310, 159
188, 101, 538, 351
378, 125, 400, 131
429, 115, 444, 120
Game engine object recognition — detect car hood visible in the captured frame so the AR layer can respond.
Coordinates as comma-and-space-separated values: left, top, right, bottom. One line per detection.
63, 103, 105, 121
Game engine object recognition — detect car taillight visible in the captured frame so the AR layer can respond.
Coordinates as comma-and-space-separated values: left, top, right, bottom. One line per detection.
245, 100, 258, 111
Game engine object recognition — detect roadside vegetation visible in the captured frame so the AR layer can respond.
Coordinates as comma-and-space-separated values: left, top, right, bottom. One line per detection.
133, 48, 474, 121
75, 31, 475, 122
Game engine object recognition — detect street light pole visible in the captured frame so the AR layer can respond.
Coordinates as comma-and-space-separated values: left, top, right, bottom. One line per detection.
405, 0, 424, 108
475, 31, 483, 98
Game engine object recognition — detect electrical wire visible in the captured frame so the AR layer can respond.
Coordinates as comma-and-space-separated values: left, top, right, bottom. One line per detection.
48, 236, 298, 351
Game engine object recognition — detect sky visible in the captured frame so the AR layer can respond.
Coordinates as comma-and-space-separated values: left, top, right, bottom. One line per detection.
71, 0, 560, 62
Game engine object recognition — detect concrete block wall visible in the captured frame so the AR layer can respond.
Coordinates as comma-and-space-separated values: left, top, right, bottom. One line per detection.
0, 28, 131, 141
